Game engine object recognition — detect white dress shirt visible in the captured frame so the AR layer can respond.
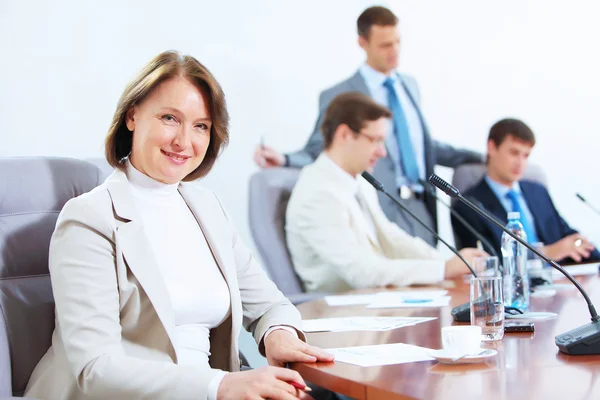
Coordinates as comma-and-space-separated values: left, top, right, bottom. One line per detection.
359, 63, 426, 184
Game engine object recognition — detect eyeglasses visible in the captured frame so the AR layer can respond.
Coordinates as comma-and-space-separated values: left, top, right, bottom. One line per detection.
355, 130, 386, 145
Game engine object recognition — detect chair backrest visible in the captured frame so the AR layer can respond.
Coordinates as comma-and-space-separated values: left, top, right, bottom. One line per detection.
85, 157, 115, 182
451, 163, 548, 195
248, 168, 304, 296
0, 157, 102, 397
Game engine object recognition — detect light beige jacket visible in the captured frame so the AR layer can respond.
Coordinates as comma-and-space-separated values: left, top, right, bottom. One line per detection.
25, 169, 304, 400
286, 154, 445, 293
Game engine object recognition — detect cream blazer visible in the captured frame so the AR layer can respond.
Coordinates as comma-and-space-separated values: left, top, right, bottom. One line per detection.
25, 169, 304, 400
285, 154, 445, 293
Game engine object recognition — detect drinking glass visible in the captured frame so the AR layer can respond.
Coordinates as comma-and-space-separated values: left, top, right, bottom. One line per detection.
472, 256, 500, 277
470, 276, 504, 341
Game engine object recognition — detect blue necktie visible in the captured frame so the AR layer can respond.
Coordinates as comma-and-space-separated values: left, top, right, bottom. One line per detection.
383, 78, 420, 183
506, 190, 538, 243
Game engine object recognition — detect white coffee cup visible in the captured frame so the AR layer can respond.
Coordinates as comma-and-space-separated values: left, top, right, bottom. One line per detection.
441, 326, 481, 356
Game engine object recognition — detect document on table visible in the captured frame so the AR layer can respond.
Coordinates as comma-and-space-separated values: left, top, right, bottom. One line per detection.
366, 290, 451, 309
328, 343, 434, 367
552, 263, 599, 279
325, 290, 448, 307
302, 316, 436, 332
324, 294, 377, 306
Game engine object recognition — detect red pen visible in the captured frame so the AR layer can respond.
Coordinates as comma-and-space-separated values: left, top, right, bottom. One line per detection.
289, 381, 312, 392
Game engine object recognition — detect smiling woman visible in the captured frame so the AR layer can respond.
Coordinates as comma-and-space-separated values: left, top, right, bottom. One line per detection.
105, 51, 229, 182
125, 77, 213, 184
24, 50, 333, 400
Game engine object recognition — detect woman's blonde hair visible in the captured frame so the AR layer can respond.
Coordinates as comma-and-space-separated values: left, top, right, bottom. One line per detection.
105, 50, 229, 181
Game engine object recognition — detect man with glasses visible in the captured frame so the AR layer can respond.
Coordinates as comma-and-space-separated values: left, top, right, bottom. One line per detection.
255, 6, 482, 245
285, 93, 485, 293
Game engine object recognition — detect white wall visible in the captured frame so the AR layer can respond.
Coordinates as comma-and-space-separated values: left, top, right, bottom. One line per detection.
2, 0, 600, 253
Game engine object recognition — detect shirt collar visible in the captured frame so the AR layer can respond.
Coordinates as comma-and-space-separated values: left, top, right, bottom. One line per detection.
359, 63, 399, 92
319, 153, 360, 195
485, 175, 522, 199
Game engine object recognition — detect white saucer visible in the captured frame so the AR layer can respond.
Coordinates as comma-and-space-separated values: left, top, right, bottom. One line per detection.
429, 348, 497, 364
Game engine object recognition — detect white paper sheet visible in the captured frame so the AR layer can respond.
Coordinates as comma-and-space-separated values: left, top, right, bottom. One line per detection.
366, 291, 451, 309
552, 263, 599, 279
302, 316, 436, 332
328, 343, 434, 367
324, 290, 447, 306
324, 294, 378, 306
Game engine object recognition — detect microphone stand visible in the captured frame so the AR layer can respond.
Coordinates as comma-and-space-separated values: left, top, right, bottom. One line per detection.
429, 173, 600, 355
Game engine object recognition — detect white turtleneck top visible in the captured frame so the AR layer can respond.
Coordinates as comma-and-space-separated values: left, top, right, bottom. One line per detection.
126, 161, 230, 399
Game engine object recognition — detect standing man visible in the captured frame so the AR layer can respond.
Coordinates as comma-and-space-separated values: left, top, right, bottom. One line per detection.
254, 6, 483, 245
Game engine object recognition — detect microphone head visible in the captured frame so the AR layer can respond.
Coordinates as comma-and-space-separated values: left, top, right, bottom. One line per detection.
361, 171, 385, 192
428, 174, 460, 198
576, 193, 586, 202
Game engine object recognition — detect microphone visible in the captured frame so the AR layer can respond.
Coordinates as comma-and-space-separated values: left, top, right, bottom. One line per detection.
418, 179, 499, 259
576, 193, 600, 219
361, 172, 486, 323
429, 173, 600, 355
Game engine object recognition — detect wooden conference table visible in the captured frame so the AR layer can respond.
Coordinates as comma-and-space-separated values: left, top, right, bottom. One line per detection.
291, 274, 600, 400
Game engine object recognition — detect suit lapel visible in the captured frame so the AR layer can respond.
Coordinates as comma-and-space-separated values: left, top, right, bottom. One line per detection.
177, 184, 239, 347
384, 129, 401, 167
398, 76, 433, 176
105, 170, 178, 358
315, 157, 380, 248
477, 180, 510, 244
478, 180, 509, 222
177, 185, 233, 287
354, 191, 380, 248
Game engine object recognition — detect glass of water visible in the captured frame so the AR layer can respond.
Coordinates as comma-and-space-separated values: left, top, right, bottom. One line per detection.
472, 256, 500, 277
470, 276, 504, 341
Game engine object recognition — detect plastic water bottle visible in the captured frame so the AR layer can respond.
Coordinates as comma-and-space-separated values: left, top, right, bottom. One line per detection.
501, 212, 530, 310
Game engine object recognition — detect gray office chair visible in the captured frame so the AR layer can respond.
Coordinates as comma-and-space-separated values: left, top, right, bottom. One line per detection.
85, 157, 115, 181
0, 157, 103, 398
451, 163, 547, 195
248, 168, 327, 305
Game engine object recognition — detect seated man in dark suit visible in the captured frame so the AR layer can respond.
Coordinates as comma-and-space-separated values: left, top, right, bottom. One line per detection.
452, 118, 600, 264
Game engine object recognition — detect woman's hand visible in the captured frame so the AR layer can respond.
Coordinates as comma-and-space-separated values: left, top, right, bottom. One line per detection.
217, 366, 313, 400
264, 329, 335, 367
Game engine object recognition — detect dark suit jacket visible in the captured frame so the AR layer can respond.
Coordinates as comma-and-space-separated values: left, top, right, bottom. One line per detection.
286, 70, 483, 240
452, 178, 600, 264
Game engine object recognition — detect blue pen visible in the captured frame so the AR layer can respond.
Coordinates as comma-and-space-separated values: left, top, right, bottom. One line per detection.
402, 299, 433, 304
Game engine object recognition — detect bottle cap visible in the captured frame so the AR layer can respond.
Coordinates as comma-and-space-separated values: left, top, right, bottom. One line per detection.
508, 211, 520, 220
